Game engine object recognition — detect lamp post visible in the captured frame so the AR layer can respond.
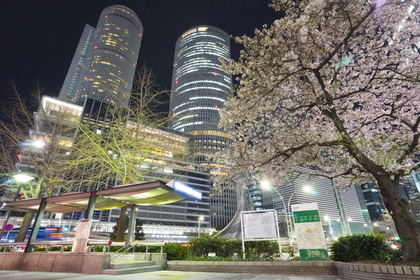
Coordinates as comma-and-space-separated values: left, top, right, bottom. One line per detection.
198, 216, 203, 237
261, 181, 290, 245
0, 174, 34, 241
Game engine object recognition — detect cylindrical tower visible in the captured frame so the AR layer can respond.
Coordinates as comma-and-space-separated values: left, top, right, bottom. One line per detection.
73, 5, 143, 107
169, 25, 233, 164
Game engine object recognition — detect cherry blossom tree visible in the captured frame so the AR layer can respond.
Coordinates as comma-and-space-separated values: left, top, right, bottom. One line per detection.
219, 0, 420, 259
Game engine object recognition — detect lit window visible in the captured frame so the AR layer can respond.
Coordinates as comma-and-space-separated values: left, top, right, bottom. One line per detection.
96, 129, 102, 135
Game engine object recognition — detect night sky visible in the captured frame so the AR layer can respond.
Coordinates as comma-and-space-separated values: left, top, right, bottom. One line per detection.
0, 1, 281, 107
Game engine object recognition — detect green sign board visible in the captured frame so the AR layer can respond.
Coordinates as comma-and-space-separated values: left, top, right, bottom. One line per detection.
299, 249, 329, 261
293, 210, 320, 224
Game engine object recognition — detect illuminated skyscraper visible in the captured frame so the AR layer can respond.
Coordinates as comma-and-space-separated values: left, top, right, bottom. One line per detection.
169, 25, 233, 164
71, 5, 143, 106
169, 26, 236, 228
58, 24, 95, 103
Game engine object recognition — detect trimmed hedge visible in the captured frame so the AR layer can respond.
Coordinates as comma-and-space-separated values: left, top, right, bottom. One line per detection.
331, 234, 402, 264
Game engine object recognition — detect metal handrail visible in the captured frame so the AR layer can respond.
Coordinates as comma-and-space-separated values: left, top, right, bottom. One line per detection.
0, 240, 167, 255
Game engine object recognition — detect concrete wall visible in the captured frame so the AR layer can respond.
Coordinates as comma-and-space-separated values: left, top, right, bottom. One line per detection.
0, 253, 110, 274
168, 260, 337, 275
335, 261, 420, 279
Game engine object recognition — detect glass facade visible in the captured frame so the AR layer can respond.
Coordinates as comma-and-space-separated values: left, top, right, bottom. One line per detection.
169, 26, 236, 229
72, 5, 143, 106
58, 24, 95, 103
169, 25, 232, 164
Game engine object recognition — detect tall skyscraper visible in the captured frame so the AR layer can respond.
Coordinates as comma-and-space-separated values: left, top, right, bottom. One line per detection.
71, 5, 143, 106
169, 25, 233, 164
169, 26, 237, 228
58, 25, 95, 103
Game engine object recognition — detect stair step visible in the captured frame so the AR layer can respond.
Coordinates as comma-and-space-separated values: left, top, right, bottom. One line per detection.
102, 265, 161, 275
109, 261, 156, 269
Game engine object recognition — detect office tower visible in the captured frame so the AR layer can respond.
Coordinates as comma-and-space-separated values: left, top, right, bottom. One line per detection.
273, 176, 371, 239
72, 5, 143, 106
58, 25, 95, 103
169, 25, 233, 163
357, 182, 386, 220
169, 26, 237, 228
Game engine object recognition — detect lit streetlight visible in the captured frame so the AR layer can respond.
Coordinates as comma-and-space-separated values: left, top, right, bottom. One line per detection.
0, 174, 35, 241
33, 140, 46, 149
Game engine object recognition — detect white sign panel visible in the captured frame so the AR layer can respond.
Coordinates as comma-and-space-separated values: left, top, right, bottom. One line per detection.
243, 212, 277, 239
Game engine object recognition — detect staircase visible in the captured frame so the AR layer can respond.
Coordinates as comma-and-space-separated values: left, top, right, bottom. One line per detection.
102, 260, 161, 275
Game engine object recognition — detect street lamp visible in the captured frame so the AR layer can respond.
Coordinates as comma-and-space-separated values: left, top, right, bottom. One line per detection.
261, 181, 290, 245
197, 216, 204, 237
0, 174, 35, 241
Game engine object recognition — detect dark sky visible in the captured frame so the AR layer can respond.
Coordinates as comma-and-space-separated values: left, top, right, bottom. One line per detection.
0, 1, 281, 104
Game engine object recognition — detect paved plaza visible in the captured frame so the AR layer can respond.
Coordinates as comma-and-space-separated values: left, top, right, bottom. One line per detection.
0, 270, 340, 280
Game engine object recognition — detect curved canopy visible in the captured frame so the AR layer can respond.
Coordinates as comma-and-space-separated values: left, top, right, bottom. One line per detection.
2, 181, 192, 213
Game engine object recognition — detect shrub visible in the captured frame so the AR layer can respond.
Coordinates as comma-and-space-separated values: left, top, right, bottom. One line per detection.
189, 234, 242, 258
189, 234, 280, 260
163, 243, 190, 261
331, 234, 387, 262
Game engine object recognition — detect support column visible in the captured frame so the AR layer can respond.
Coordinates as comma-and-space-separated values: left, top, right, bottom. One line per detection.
127, 204, 137, 243
25, 198, 47, 253
85, 191, 97, 219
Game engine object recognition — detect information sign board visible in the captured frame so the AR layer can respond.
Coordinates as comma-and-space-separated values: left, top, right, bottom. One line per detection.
291, 203, 328, 261
240, 210, 281, 258
243, 212, 277, 239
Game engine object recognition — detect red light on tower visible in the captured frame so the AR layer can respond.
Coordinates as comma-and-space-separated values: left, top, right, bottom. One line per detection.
215, 105, 218, 108
139, 34, 142, 37
133, 63, 135, 67
214, 72, 217, 76
176, 80, 178, 84
178, 53, 180, 58
105, 15, 107, 18
94, 45, 97, 49
173, 111, 175, 116
84, 76, 88, 81
16, 154, 22, 158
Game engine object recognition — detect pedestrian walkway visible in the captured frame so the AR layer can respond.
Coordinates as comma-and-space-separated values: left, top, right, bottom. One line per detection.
0, 270, 340, 280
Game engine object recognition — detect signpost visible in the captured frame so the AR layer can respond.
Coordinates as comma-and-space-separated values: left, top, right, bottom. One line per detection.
241, 210, 281, 258
291, 203, 328, 261
4, 224, 13, 232
4, 224, 13, 242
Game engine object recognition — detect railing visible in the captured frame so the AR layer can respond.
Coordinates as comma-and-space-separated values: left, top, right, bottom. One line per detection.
0, 240, 166, 255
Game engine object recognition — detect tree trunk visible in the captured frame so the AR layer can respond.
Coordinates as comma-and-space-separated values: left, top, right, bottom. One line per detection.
16, 212, 35, 242
116, 206, 127, 242
376, 175, 420, 261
